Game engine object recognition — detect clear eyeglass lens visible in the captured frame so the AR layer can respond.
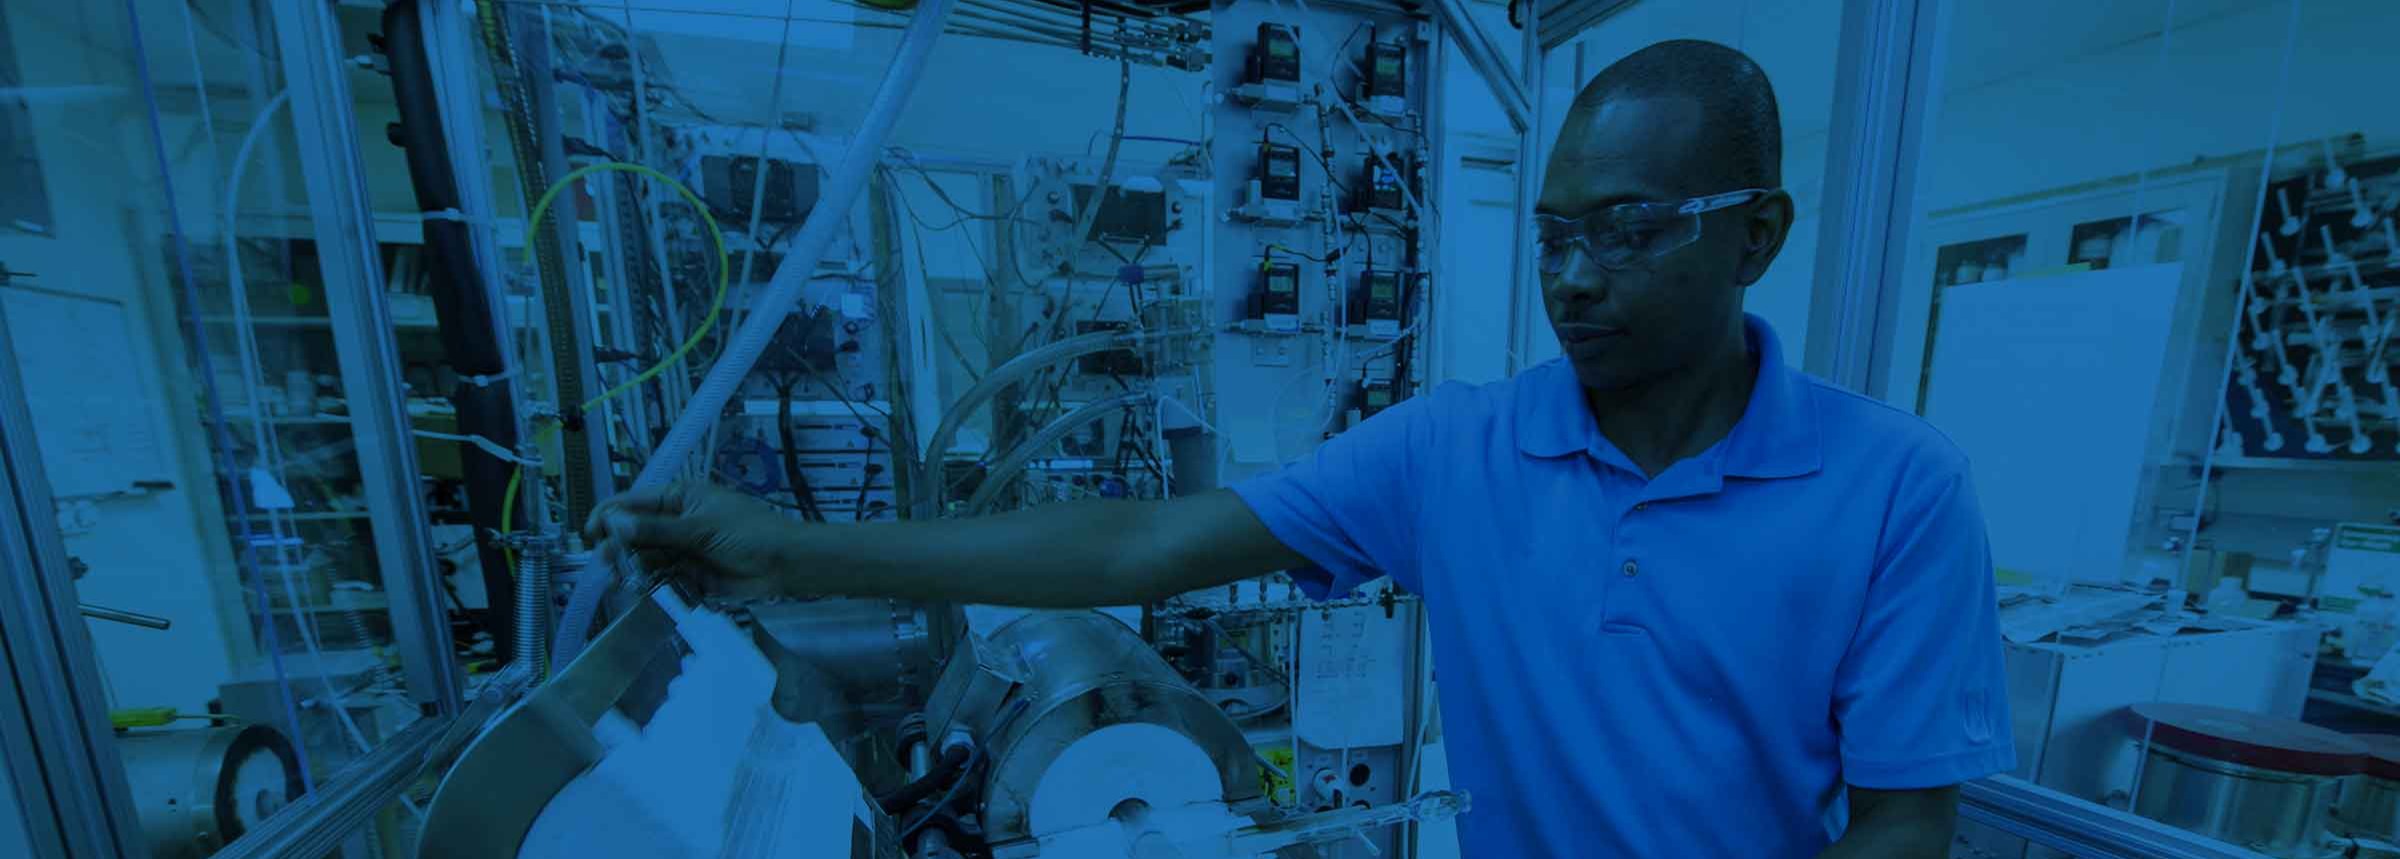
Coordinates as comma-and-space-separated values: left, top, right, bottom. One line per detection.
1535, 212, 1702, 273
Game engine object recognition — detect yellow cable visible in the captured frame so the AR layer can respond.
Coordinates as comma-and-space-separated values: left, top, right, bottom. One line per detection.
499, 162, 729, 561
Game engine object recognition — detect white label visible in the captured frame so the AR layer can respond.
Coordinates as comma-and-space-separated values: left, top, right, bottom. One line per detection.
2323, 523, 2400, 613
1295, 603, 1408, 748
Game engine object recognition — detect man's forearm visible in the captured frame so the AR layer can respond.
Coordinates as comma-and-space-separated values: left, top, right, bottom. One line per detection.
1817, 821, 1949, 859
1820, 786, 1957, 859
765, 491, 1295, 607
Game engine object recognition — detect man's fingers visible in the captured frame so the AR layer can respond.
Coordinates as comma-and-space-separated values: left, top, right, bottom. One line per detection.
631, 547, 685, 577
584, 484, 692, 542
607, 510, 709, 552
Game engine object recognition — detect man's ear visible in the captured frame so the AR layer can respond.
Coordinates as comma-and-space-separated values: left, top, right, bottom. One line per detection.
1734, 189, 1795, 287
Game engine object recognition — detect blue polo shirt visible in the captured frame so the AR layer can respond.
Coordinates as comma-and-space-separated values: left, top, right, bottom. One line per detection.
1232, 315, 2015, 857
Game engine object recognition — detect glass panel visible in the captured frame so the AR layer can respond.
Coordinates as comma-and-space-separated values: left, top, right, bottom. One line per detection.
1884, 1, 2400, 855
0, 5, 50, 236
0, 2, 452, 854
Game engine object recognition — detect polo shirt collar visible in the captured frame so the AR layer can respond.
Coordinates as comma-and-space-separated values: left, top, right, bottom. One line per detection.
1514, 313, 1823, 480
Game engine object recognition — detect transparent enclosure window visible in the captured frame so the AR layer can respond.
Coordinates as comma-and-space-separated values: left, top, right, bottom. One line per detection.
0, 2, 454, 855
1881, 1, 2400, 856
0, 5, 51, 235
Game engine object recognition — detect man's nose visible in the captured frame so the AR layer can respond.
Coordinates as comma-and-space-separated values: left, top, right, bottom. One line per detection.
1543, 250, 1607, 305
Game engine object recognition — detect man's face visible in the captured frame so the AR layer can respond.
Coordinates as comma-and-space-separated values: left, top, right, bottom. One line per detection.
1535, 97, 1785, 392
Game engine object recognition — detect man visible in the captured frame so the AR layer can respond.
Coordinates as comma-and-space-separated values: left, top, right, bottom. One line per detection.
591, 39, 2014, 858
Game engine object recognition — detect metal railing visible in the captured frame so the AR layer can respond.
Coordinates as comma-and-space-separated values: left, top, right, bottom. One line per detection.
1958, 777, 2271, 859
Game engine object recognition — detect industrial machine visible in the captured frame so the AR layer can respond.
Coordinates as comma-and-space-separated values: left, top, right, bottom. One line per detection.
1, 0, 1469, 854
376, 0, 1459, 851
416, 583, 1457, 858
2129, 703, 2364, 859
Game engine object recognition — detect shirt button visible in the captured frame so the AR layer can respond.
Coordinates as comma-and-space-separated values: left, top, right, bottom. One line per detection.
1634, 502, 1650, 512
1622, 560, 1639, 577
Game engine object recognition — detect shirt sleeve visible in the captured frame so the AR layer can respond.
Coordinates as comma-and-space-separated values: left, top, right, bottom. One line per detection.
1228, 392, 1436, 599
1833, 458, 2019, 789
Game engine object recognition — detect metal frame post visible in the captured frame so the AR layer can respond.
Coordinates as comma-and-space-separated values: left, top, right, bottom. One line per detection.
1507, 0, 1546, 376
0, 293, 145, 859
1801, 0, 1949, 395
267, 0, 462, 716
1430, 0, 1533, 133
582, 91, 648, 462
517, 7, 616, 520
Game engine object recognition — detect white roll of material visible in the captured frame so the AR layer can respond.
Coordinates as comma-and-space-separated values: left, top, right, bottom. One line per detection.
1024, 722, 1255, 858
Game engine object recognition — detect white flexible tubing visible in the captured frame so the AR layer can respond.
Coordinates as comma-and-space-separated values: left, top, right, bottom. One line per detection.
555, 0, 956, 665
909, 327, 1200, 517
223, 91, 289, 459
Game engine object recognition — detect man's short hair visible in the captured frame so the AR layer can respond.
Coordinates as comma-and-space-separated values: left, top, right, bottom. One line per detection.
1571, 39, 1781, 191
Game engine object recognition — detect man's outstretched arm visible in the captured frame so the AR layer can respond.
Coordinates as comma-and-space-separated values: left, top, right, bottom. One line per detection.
588, 484, 1306, 607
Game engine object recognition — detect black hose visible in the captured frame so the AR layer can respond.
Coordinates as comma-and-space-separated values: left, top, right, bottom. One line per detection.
905, 810, 991, 859
876, 742, 972, 816
382, 0, 526, 660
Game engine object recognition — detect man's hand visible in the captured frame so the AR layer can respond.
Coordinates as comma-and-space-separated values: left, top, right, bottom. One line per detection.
1819, 785, 1958, 858
584, 483, 798, 599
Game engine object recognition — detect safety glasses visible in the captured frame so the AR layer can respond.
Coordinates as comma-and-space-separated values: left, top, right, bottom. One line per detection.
1533, 188, 1775, 275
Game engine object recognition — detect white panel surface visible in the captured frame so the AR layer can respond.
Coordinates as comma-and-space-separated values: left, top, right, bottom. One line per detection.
0, 287, 167, 498
1922, 265, 2180, 584
1296, 603, 1409, 748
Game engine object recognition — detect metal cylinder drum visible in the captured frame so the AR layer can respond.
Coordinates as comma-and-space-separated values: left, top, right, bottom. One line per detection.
2336, 774, 2400, 840
974, 611, 1261, 845
118, 725, 304, 858
746, 597, 949, 704
2128, 702, 2368, 859
2332, 735, 2400, 839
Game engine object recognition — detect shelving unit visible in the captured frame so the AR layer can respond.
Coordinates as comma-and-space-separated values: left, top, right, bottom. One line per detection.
2209, 455, 2400, 475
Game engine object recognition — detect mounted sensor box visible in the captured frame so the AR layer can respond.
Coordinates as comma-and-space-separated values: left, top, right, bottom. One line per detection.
1361, 40, 1408, 118
1233, 23, 1303, 113
1362, 154, 1406, 214
1234, 142, 1304, 227
1360, 270, 1402, 337
702, 155, 820, 224
1257, 261, 1302, 333
1070, 184, 1170, 244
1360, 379, 1399, 419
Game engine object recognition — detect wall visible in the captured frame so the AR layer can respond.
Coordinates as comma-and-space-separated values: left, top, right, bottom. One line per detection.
1434, 2, 1543, 385
0, 3, 247, 718
1905, 0, 2400, 573
1921, 0, 2397, 214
